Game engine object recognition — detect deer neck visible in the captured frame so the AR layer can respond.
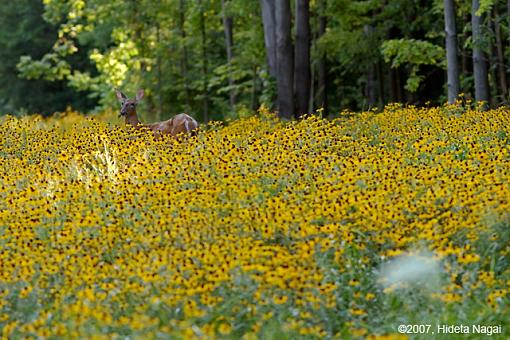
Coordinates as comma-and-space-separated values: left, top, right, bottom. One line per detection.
125, 112, 141, 128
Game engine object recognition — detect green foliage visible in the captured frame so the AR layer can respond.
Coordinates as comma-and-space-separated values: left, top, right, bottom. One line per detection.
477, 0, 495, 16
18, 54, 71, 81
15, 0, 268, 121
2, 0, 508, 114
382, 39, 445, 69
0, 0, 95, 115
382, 39, 445, 92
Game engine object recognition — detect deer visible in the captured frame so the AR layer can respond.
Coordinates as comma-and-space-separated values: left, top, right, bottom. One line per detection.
115, 88, 199, 139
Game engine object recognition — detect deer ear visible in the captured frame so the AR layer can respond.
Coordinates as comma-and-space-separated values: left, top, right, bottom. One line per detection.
115, 89, 127, 103
136, 89, 145, 102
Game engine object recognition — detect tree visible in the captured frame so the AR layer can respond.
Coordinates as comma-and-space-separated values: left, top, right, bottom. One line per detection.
444, 0, 459, 104
295, 0, 311, 117
493, 6, 508, 102
364, 25, 377, 108
221, 0, 236, 112
198, 0, 210, 122
179, 0, 192, 111
11, 0, 509, 118
0, 0, 95, 115
260, 0, 277, 77
275, 0, 294, 118
316, 0, 328, 115
471, 0, 489, 104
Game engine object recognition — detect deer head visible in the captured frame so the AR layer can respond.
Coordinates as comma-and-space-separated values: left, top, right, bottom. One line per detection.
115, 89, 145, 117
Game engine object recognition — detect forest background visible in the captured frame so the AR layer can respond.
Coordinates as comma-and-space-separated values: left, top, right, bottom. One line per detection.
0, 0, 508, 120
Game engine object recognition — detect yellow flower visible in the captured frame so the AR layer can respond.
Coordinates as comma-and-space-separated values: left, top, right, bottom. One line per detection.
1, 106, 509, 338
365, 293, 376, 301
349, 308, 366, 316
458, 253, 480, 264
273, 294, 288, 305
351, 328, 368, 337
218, 323, 232, 335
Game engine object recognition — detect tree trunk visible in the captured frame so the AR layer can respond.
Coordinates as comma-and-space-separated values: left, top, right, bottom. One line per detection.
364, 25, 377, 108
508, 0, 510, 98
260, 0, 277, 77
199, 0, 209, 122
506, 0, 510, 84
221, 0, 236, 112
397, 68, 404, 102
294, 0, 311, 117
156, 24, 163, 121
366, 64, 377, 108
444, 0, 459, 104
389, 67, 402, 102
377, 60, 385, 107
508, 0, 510, 41
179, 0, 191, 111
494, 7, 508, 101
472, 0, 489, 104
317, 0, 328, 115
309, 51, 315, 113
275, 0, 294, 119
251, 65, 258, 110
461, 12, 472, 89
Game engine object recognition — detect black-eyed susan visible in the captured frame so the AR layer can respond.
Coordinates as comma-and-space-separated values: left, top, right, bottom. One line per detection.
0, 105, 508, 338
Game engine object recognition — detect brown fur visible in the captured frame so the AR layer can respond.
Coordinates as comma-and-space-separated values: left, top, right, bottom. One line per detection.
115, 89, 199, 138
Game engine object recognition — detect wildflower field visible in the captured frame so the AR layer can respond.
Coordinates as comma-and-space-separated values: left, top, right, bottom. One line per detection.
0, 105, 509, 339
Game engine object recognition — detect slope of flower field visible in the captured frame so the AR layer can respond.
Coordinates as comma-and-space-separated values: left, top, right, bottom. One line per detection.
0, 105, 509, 339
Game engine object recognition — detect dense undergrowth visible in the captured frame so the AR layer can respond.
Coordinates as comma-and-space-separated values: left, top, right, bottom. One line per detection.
0, 105, 509, 339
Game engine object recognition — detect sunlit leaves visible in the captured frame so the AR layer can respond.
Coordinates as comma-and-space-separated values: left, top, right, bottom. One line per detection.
382, 39, 445, 92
